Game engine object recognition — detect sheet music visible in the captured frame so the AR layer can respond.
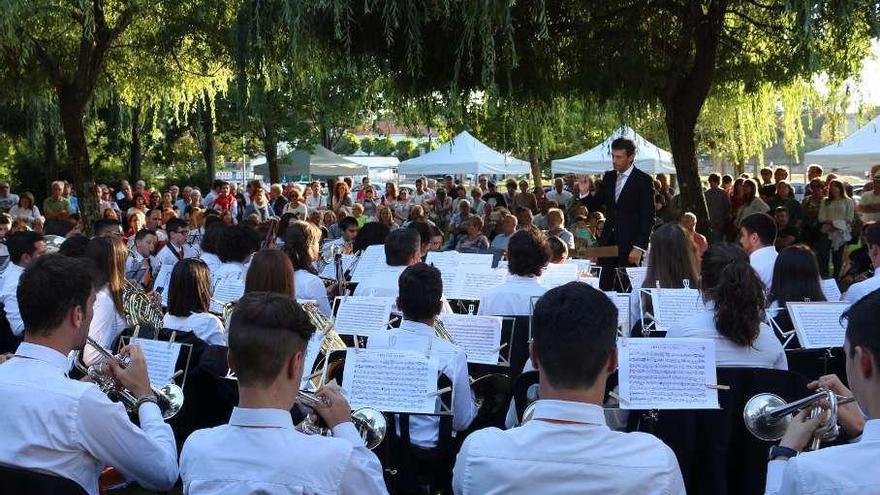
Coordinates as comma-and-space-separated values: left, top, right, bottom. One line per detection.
300, 331, 326, 389
334, 296, 395, 336
154, 263, 174, 307
438, 314, 503, 365
821, 279, 842, 302
626, 266, 648, 290
426, 251, 495, 299
350, 245, 386, 283
565, 258, 592, 276
341, 348, 439, 414
787, 302, 849, 349
457, 252, 493, 267
318, 254, 357, 280
650, 288, 703, 330
130, 337, 181, 388
210, 276, 245, 314
605, 291, 631, 334
540, 263, 580, 289
449, 267, 507, 300
618, 337, 719, 410
580, 277, 601, 289
426, 251, 460, 295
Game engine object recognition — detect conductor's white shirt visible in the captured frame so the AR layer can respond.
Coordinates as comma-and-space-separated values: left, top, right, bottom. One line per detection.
844, 270, 880, 305
478, 274, 547, 316
368, 320, 477, 448
180, 407, 388, 495
0, 343, 178, 495
0, 262, 24, 336
453, 399, 685, 495
163, 312, 226, 345
84, 286, 127, 366
750, 245, 778, 290
294, 269, 332, 317
765, 419, 880, 494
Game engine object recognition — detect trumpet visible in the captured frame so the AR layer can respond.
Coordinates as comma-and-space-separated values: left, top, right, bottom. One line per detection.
80, 337, 184, 420
743, 390, 856, 450
295, 390, 387, 450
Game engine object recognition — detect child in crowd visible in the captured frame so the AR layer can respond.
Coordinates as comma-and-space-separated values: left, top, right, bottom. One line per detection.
573, 215, 596, 258
681, 212, 708, 258
351, 203, 368, 227
212, 182, 236, 213
548, 236, 569, 264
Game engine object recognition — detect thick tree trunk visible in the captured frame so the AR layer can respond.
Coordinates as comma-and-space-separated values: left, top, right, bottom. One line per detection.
665, 101, 710, 232
129, 105, 142, 183
263, 133, 279, 184
200, 92, 216, 185
59, 87, 98, 235
529, 146, 542, 188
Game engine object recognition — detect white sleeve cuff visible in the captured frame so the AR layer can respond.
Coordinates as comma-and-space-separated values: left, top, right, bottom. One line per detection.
331, 421, 364, 447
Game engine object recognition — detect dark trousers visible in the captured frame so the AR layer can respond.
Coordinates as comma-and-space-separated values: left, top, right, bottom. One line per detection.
817, 237, 844, 279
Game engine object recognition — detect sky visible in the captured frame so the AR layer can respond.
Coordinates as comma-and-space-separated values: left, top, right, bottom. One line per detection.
852, 39, 880, 108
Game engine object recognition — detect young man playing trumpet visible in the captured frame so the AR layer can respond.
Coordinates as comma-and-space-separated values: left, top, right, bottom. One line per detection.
180, 291, 387, 494
765, 289, 880, 493
0, 255, 178, 495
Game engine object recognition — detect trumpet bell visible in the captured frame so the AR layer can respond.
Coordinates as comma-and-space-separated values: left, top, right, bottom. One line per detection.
743, 393, 790, 441
158, 383, 185, 420
352, 407, 387, 450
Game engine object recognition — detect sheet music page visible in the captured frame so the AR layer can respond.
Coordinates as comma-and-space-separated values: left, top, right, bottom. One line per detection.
426, 251, 461, 296
130, 337, 181, 388
565, 258, 592, 276
300, 331, 326, 389
450, 267, 508, 300
820, 279, 842, 302
350, 245, 386, 283
496, 260, 508, 272
787, 302, 849, 349
334, 296, 395, 336
438, 314, 503, 365
154, 263, 174, 307
580, 277, 601, 289
650, 288, 703, 330
318, 254, 357, 280
626, 266, 648, 290
540, 263, 580, 289
618, 337, 719, 410
605, 291, 631, 334
341, 348, 439, 414
457, 252, 494, 267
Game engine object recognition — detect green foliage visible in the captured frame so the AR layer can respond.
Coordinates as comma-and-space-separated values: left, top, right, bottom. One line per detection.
360, 136, 376, 155
394, 139, 418, 160
334, 132, 361, 155
373, 136, 396, 156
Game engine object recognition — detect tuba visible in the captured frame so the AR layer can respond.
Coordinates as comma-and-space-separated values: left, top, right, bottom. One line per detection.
743, 390, 856, 450
295, 390, 387, 450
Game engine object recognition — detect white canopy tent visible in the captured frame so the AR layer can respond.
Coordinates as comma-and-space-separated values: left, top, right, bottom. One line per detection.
804, 115, 880, 172
306, 145, 369, 176
551, 126, 676, 175
398, 130, 531, 176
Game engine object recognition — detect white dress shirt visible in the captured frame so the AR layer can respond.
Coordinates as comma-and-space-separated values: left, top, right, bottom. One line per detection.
163, 312, 226, 345
0, 262, 24, 336
844, 270, 880, 305
124, 250, 157, 286
453, 399, 685, 495
478, 274, 548, 316
353, 264, 407, 298
750, 245, 778, 290
545, 189, 573, 210
84, 286, 127, 366
368, 320, 477, 448
0, 343, 178, 495
200, 251, 222, 274
666, 301, 787, 370
765, 419, 880, 494
156, 242, 199, 269
180, 407, 387, 495
294, 269, 332, 317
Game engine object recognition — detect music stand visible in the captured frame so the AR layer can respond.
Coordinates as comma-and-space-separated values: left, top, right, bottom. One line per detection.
119, 334, 193, 392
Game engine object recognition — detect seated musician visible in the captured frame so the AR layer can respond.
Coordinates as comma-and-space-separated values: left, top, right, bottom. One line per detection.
210, 224, 260, 286
83, 237, 129, 366
124, 228, 158, 287
765, 290, 880, 493
454, 282, 685, 494
163, 258, 225, 345
478, 229, 550, 316
156, 217, 199, 268
667, 244, 787, 370
0, 255, 178, 494
180, 292, 387, 494
353, 228, 422, 297
285, 221, 333, 315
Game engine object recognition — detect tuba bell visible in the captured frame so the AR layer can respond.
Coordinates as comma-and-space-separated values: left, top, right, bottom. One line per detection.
743, 390, 856, 450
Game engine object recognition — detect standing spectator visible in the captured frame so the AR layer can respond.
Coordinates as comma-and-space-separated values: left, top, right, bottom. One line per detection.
513, 179, 538, 213
268, 183, 288, 218
9, 192, 41, 228
759, 167, 773, 185
381, 182, 398, 209
818, 179, 855, 278
355, 177, 371, 203
115, 179, 130, 201
331, 181, 353, 211
203, 179, 223, 209
721, 174, 733, 194
807, 164, 824, 183
773, 166, 789, 184
0, 182, 19, 212
304, 181, 326, 210
42, 181, 72, 220
704, 173, 731, 242
736, 179, 770, 226
245, 186, 273, 222
175, 187, 192, 216
429, 188, 453, 232
681, 212, 708, 258
393, 188, 412, 224
856, 170, 880, 223
212, 182, 236, 214
283, 188, 308, 220
148, 191, 161, 210
470, 187, 486, 216
768, 181, 802, 228
773, 207, 800, 250
546, 178, 573, 211
411, 178, 432, 207
502, 179, 518, 208
360, 186, 379, 220
63, 182, 79, 214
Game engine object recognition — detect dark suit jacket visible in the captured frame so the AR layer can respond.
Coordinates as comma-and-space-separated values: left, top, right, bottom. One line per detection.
582, 167, 655, 255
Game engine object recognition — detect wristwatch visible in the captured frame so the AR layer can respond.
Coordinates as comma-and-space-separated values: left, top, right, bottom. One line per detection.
768, 445, 798, 461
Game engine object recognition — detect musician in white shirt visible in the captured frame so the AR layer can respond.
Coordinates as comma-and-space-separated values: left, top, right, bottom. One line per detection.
180, 291, 387, 494
0, 255, 178, 495
479, 229, 550, 316
124, 228, 158, 287
285, 221, 334, 316
844, 222, 880, 305
156, 218, 199, 269
765, 290, 880, 494
454, 283, 685, 494
210, 224, 259, 287
83, 237, 129, 366
354, 228, 420, 298
197, 219, 224, 274
0, 231, 46, 337
740, 212, 778, 289
668, 244, 787, 370
163, 259, 225, 345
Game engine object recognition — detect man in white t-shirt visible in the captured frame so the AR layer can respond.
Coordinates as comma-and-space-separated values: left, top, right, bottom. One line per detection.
857, 170, 880, 223
545, 178, 573, 211
740, 212, 778, 290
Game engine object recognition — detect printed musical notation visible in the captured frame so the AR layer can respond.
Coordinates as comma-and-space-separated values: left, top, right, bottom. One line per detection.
154, 264, 174, 307
820, 279, 842, 302
618, 337, 719, 410
540, 263, 580, 289
604, 291, 631, 335
426, 251, 497, 300
130, 337, 181, 389
334, 297, 395, 337
438, 314, 503, 365
787, 302, 849, 349
649, 288, 703, 331
626, 267, 648, 291
342, 349, 439, 414
350, 245, 386, 283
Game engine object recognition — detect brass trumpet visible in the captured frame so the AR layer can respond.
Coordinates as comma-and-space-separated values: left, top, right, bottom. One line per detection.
295, 390, 387, 450
743, 390, 856, 450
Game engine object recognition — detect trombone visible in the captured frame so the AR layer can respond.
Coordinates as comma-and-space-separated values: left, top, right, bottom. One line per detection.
294, 390, 388, 450
743, 390, 856, 450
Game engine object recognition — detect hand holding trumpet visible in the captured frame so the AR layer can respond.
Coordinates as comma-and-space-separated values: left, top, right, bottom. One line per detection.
808, 374, 864, 437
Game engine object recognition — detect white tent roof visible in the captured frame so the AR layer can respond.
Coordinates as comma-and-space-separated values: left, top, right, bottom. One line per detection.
804, 115, 880, 172
308, 145, 369, 176
344, 155, 400, 169
398, 131, 531, 176
551, 126, 676, 175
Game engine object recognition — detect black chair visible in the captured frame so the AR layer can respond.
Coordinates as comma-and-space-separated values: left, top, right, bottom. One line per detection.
0, 464, 87, 495
644, 367, 811, 495
496, 315, 531, 385
0, 304, 21, 354
511, 370, 540, 423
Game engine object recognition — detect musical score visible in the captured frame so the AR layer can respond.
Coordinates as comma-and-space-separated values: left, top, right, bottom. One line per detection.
787, 302, 849, 349
130, 337, 181, 389
438, 314, 504, 365
333, 297, 395, 337
649, 288, 703, 331
604, 291, 631, 335
154, 263, 174, 307
540, 263, 580, 289
820, 279, 842, 302
341, 348, 439, 414
350, 245, 386, 283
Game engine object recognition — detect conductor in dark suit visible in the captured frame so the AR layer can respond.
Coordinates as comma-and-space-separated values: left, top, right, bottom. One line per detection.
579, 137, 655, 290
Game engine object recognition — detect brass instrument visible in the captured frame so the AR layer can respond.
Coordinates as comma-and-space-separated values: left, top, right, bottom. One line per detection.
295, 390, 387, 450
79, 337, 184, 420
432, 317, 456, 344
122, 278, 165, 331
743, 390, 856, 450
299, 301, 347, 381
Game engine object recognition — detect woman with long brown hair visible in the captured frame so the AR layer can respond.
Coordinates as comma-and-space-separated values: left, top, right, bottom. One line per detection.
164, 258, 225, 345
83, 236, 128, 365
245, 249, 295, 297
818, 179, 855, 278
284, 221, 332, 316
331, 182, 353, 212
735, 178, 770, 226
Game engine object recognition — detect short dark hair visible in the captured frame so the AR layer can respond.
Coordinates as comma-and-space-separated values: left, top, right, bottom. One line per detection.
865, 222, 880, 250
610, 137, 636, 156
338, 216, 359, 231
93, 219, 121, 237
18, 254, 95, 336
134, 228, 157, 243
547, 236, 568, 263
708, 173, 720, 184
167, 258, 212, 317
844, 290, 880, 365
385, 228, 420, 266
507, 229, 550, 277
408, 220, 432, 246
227, 292, 315, 386
532, 282, 617, 388
741, 213, 777, 247
7, 231, 43, 264
200, 222, 224, 255
352, 222, 390, 254
216, 224, 260, 263
166, 217, 188, 234
398, 263, 443, 321
43, 218, 75, 237
59, 234, 89, 257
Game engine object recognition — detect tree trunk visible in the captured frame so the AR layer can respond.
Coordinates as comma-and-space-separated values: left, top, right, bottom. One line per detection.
263, 133, 279, 184
665, 101, 710, 232
529, 146, 542, 188
43, 129, 57, 193
59, 86, 98, 235
129, 105, 142, 184
200, 92, 216, 185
